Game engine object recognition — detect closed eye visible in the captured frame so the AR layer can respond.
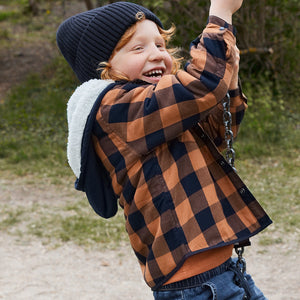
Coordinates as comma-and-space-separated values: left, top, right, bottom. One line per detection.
133, 46, 143, 51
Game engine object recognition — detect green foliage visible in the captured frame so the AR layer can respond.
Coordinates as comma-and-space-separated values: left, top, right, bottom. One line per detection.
0, 0, 31, 13
235, 79, 299, 158
0, 56, 78, 177
0, 10, 19, 21
234, 0, 300, 99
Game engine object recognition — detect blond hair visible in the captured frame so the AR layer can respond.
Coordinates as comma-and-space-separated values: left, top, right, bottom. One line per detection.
98, 21, 181, 81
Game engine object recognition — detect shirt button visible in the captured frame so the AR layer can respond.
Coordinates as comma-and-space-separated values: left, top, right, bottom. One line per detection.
240, 188, 246, 194
220, 160, 225, 166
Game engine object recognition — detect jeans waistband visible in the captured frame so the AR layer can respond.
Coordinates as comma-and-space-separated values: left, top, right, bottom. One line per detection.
156, 258, 233, 291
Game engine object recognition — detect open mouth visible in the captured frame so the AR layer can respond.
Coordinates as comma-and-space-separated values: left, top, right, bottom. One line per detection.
143, 69, 164, 78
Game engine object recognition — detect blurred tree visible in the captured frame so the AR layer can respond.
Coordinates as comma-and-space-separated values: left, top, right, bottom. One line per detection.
28, 0, 39, 15
234, 0, 300, 95
84, 0, 94, 10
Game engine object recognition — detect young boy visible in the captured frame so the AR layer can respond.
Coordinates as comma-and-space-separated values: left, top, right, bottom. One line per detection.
57, 1, 272, 299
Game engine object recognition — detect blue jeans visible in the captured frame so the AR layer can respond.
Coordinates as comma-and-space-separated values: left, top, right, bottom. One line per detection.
153, 258, 267, 300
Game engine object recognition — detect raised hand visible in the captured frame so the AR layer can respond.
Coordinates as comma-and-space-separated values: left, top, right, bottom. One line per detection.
209, 0, 244, 24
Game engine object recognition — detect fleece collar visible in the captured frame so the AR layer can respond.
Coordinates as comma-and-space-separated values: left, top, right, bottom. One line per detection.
67, 79, 113, 178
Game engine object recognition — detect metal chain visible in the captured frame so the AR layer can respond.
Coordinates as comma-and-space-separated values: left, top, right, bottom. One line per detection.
235, 247, 247, 274
223, 92, 247, 273
223, 92, 236, 172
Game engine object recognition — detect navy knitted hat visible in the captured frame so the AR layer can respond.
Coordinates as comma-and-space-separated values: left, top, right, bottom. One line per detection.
56, 1, 163, 83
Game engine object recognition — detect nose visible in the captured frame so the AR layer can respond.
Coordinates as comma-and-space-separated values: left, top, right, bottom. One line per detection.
148, 44, 164, 61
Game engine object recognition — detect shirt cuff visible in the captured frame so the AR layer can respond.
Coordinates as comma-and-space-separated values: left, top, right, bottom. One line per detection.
207, 15, 236, 36
228, 79, 248, 103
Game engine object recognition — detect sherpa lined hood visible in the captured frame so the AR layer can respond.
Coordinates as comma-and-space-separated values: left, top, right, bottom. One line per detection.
67, 79, 118, 218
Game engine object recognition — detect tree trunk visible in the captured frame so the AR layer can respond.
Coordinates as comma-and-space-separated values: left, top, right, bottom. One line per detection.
84, 0, 94, 10
28, 0, 39, 15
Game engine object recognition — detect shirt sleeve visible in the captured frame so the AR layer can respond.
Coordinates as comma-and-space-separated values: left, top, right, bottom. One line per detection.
96, 16, 238, 155
199, 86, 248, 151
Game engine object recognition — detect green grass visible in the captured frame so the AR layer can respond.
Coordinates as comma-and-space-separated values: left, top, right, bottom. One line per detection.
0, 10, 19, 22
0, 208, 25, 229
0, 56, 77, 179
0, 194, 128, 249
234, 78, 300, 158
235, 153, 300, 244
27, 202, 127, 248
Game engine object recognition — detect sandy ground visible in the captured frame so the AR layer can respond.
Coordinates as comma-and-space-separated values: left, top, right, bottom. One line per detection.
1, 233, 299, 300
0, 180, 299, 300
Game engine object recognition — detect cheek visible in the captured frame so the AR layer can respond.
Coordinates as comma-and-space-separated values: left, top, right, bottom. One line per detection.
165, 54, 174, 74
111, 55, 141, 79
127, 58, 146, 78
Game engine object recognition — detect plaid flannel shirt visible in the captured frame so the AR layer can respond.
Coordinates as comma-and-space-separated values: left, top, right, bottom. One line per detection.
91, 16, 272, 289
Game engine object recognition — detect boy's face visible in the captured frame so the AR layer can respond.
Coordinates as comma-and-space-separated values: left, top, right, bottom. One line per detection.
110, 20, 173, 84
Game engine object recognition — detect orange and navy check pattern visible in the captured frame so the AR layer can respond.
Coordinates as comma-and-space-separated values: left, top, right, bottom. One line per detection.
92, 16, 272, 289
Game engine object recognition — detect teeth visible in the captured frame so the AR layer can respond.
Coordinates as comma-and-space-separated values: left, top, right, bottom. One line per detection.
145, 70, 163, 76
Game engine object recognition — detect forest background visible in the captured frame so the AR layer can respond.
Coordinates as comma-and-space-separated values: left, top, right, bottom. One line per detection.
0, 0, 299, 266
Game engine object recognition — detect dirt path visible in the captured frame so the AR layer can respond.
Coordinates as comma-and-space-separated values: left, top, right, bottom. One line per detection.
0, 1, 86, 100
0, 180, 299, 300
1, 233, 299, 300
0, 233, 152, 300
